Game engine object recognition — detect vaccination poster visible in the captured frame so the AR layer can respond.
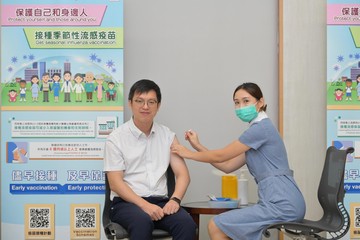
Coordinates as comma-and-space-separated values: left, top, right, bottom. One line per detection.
327, 1, 360, 238
0, 0, 124, 239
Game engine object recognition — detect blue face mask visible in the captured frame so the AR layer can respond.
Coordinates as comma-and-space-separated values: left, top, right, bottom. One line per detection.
235, 104, 258, 122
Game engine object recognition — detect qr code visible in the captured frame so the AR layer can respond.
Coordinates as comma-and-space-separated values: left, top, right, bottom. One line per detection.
75, 207, 96, 228
29, 208, 50, 229
356, 207, 360, 228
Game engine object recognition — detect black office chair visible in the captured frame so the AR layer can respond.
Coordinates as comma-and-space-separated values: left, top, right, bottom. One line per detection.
263, 146, 354, 240
103, 167, 175, 240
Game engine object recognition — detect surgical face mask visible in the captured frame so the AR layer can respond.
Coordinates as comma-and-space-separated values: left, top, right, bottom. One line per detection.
235, 103, 258, 122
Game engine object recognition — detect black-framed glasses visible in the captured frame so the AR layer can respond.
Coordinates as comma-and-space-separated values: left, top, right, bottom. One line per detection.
133, 99, 158, 107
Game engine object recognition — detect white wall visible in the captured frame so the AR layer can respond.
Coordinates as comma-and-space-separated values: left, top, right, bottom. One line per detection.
283, 0, 327, 224
124, 0, 333, 239
124, 1, 278, 239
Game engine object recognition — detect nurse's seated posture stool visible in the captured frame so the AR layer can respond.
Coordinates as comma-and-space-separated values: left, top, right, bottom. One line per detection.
263, 146, 354, 240
102, 167, 175, 240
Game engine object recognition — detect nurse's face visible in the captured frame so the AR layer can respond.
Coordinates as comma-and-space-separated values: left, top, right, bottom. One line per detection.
233, 89, 264, 112
233, 89, 258, 109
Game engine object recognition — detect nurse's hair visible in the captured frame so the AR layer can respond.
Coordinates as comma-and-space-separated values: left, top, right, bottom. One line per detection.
233, 82, 267, 112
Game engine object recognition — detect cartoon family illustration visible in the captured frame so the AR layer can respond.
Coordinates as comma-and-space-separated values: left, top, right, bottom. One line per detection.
7, 71, 117, 103
333, 75, 360, 102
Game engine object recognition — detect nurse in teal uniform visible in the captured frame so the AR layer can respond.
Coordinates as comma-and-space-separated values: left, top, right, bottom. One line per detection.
171, 82, 305, 240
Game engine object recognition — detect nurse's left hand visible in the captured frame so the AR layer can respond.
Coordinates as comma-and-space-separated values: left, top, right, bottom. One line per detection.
171, 144, 193, 159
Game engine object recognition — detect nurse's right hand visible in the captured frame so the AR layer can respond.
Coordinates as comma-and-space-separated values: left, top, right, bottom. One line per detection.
185, 130, 201, 150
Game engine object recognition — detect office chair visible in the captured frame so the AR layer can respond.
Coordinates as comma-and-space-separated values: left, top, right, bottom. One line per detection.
263, 146, 354, 240
103, 167, 175, 240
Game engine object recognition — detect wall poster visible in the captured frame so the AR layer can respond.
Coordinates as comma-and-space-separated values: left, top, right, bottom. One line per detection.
327, 1, 360, 239
0, 0, 124, 239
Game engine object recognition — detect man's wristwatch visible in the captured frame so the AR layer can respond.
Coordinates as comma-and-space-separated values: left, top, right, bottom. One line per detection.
170, 197, 181, 205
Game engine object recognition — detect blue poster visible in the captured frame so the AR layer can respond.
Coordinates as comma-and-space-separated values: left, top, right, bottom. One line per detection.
327, 2, 360, 238
0, 1, 124, 239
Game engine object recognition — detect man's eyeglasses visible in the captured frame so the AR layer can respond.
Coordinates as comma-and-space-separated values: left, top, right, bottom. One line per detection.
133, 99, 158, 107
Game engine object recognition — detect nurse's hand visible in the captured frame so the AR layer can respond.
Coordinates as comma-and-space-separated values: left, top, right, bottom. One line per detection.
185, 130, 201, 151
171, 144, 193, 159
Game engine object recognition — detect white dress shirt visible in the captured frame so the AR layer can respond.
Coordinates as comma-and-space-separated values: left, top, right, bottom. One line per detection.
104, 118, 175, 200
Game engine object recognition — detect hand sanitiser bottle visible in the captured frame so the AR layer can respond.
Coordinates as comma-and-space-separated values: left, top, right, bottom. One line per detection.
238, 170, 248, 205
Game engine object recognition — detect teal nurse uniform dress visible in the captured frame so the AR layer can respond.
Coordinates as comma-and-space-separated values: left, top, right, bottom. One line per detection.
214, 113, 306, 240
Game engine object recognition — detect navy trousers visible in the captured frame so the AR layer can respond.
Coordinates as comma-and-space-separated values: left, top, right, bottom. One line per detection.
110, 197, 197, 240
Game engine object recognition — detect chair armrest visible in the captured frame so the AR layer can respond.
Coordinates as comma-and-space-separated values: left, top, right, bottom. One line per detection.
104, 222, 128, 238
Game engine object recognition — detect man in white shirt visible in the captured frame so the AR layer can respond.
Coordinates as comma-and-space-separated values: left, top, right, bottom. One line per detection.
104, 79, 196, 240
61, 71, 73, 102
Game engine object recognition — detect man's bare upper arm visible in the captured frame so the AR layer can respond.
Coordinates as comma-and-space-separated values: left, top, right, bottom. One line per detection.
170, 137, 190, 178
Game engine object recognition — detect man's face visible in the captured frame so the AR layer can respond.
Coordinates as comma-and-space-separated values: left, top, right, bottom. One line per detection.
86, 73, 94, 83
129, 90, 160, 126
20, 82, 26, 88
42, 75, 49, 83
64, 73, 71, 81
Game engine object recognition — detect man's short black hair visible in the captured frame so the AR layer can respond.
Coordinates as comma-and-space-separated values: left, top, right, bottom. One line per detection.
128, 79, 162, 103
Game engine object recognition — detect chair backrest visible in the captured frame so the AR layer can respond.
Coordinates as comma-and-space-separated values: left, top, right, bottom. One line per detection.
102, 172, 117, 237
317, 146, 354, 230
166, 166, 175, 197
